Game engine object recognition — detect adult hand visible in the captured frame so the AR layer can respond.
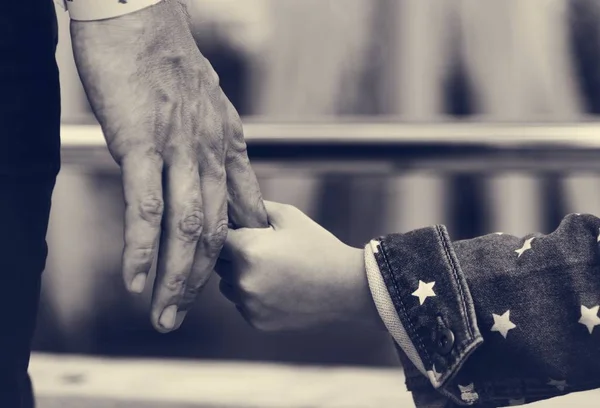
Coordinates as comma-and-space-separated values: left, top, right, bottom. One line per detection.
70, 0, 267, 333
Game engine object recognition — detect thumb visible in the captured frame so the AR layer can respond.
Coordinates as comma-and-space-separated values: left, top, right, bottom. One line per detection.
264, 201, 302, 229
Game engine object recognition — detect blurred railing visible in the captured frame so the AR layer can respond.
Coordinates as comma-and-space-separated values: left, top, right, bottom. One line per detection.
59, 120, 600, 238
61, 121, 600, 148
36, 122, 600, 366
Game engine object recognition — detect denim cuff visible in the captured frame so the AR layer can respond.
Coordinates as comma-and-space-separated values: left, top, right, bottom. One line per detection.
364, 241, 427, 375
371, 226, 485, 406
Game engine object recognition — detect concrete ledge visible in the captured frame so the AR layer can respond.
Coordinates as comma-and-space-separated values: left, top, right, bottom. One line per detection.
30, 353, 410, 408
29, 353, 600, 408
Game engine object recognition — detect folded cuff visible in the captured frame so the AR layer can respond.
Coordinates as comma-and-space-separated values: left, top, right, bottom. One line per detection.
364, 240, 427, 376
371, 226, 484, 406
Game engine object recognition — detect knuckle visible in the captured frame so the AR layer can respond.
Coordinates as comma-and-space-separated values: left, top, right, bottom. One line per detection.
178, 283, 206, 311
280, 203, 300, 218
163, 273, 187, 294
227, 137, 248, 161
206, 68, 220, 89
210, 163, 227, 180
127, 246, 154, 263
184, 281, 205, 300
201, 152, 226, 179
178, 209, 204, 242
198, 64, 221, 91
238, 275, 258, 295
138, 196, 165, 225
202, 224, 228, 256
282, 203, 298, 213
225, 103, 244, 135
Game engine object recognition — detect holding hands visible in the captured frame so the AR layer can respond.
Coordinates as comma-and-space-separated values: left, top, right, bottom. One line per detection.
215, 201, 384, 332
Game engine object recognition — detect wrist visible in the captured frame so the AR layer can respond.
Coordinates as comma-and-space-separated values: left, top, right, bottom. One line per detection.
345, 246, 386, 331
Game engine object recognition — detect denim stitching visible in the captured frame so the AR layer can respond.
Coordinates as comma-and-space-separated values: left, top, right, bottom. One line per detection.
436, 225, 475, 338
379, 240, 433, 367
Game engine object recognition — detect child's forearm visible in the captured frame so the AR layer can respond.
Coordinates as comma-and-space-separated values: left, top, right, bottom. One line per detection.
365, 213, 600, 407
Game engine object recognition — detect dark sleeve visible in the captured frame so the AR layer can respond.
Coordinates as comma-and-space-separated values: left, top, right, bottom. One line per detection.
370, 213, 600, 407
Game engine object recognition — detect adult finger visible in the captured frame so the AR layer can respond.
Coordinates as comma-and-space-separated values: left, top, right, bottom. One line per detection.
224, 102, 268, 229
120, 149, 164, 294
150, 149, 204, 333
172, 143, 229, 330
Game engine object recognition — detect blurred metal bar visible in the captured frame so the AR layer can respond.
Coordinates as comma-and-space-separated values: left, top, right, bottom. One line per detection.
61, 122, 600, 147
60, 123, 600, 176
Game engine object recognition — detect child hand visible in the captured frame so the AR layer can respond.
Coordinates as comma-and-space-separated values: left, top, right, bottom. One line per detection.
215, 201, 384, 332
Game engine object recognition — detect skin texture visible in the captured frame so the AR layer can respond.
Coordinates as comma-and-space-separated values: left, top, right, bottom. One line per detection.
70, 0, 268, 333
216, 201, 385, 332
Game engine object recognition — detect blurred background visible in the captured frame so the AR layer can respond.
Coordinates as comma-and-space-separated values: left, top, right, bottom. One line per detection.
31, 0, 600, 406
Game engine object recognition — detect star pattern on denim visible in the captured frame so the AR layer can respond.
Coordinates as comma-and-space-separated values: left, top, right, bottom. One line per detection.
578, 305, 600, 334
366, 215, 600, 406
427, 364, 443, 384
491, 310, 516, 338
412, 280, 436, 305
458, 383, 479, 404
515, 237, 534, 258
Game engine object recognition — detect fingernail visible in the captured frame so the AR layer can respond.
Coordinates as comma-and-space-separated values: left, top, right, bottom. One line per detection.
130, 274, 146, 293
159, 305, 178, 330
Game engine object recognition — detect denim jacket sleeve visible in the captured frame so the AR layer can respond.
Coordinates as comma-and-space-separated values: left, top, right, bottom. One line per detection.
364, 213, 600, 407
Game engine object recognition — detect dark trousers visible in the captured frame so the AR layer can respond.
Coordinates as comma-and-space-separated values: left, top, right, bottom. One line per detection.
0, 2, 62, 407
0, 175, 57, 407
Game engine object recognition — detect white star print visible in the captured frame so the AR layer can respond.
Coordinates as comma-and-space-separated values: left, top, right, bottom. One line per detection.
515, 237, 535, 258
491, 310, 516, 338
494, 232, 504, 235
597, 228, 600, 243
578, 305, 600, 334
458, 383, 479, 403
427, 364, 442, 383
508, 398, 525, 406
412, 281, 436, 305
547, 379, 568, 391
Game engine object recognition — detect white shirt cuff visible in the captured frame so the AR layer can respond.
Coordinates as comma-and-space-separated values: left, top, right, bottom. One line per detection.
60, 0, 164, 21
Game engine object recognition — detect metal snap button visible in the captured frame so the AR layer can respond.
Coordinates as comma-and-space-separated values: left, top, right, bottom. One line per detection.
435, 328, 455, 355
